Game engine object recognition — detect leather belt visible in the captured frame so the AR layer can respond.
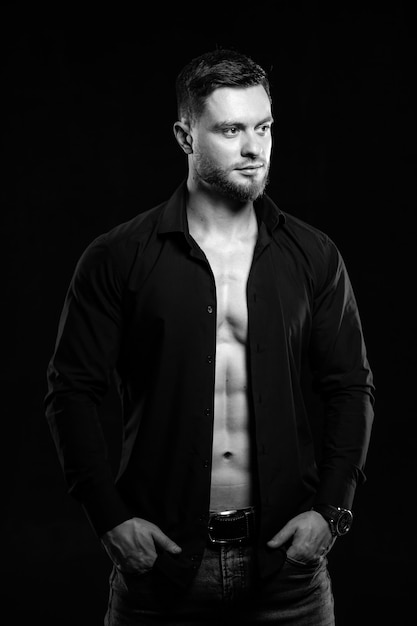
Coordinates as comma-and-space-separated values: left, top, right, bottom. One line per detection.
207, 507, 256, 545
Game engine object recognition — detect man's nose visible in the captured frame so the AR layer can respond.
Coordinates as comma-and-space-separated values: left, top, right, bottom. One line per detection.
241, 131, 262, 157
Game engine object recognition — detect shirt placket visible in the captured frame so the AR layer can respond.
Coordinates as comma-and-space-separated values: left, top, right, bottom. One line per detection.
188, 241, 218, 528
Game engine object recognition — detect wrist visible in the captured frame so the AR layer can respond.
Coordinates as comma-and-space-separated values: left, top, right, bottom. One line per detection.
313, 504, 353, 537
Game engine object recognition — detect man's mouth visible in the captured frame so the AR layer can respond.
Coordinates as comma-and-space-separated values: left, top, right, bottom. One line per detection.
236, 163, 264, 170
236, 164, 264, 175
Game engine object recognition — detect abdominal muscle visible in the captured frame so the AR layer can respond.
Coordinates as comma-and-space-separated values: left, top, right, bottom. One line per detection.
206, 239, 256, 512
210, 337, 254, 511
188, 211, 257, 513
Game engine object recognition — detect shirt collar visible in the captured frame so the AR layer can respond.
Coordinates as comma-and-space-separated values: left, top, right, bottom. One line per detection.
158, 180, 286, 236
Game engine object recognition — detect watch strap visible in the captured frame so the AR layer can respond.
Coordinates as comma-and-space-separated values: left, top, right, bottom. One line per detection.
313, 504, 353, 537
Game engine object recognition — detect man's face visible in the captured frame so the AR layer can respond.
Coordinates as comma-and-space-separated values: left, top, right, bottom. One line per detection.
189, 85, 273, 202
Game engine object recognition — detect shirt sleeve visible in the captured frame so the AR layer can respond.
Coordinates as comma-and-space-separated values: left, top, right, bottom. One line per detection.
44, 236, 133, 536
309, 237, 375, 510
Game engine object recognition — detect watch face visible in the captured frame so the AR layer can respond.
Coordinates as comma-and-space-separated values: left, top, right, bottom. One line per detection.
337, 511, 353, 535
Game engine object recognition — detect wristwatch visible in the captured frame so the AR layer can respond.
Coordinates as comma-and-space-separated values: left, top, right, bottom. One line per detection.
313, 504, 353, 537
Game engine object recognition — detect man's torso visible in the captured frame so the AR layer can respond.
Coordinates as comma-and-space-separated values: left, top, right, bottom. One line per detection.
188, 216, 258, 511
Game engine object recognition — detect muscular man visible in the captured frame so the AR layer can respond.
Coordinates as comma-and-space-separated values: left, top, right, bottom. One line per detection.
45, 49, 374, 625
185, 87, 263, 513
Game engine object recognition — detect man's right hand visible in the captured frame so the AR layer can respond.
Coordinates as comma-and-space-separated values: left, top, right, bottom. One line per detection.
100, 517, 182, 574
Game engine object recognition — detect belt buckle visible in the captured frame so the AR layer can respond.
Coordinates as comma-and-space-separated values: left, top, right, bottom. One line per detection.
208, 509, 248, 545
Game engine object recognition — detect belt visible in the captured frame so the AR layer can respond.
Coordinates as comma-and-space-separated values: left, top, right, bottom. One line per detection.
207, 507, 256, 545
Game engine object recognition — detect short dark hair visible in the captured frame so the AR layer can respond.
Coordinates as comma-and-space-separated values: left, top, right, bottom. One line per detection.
175, 48, 272, 124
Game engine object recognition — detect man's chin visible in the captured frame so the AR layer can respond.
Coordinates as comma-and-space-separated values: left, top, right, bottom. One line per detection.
200, 168, 268, 202
234, 181, 267, 202
215, 176, 266, 202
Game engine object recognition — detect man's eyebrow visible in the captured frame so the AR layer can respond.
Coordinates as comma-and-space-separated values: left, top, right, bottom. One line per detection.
213, 116, 274, 129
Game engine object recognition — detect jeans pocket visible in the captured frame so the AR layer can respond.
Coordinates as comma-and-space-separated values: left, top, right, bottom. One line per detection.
285, 554, 322, 569
112, 565, 154, 594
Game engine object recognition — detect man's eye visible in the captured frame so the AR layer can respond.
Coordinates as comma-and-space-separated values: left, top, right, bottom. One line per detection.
223, 127, 239, 136
258, 124, 271, 134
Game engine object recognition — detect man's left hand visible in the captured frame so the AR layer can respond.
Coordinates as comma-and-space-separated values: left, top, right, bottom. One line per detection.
267, 510, 335, 563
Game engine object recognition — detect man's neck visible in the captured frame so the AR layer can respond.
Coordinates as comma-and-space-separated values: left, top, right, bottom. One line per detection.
186, 180, 257, 241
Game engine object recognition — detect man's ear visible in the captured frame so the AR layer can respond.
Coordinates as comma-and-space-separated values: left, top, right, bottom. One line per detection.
173, 121, 193, 154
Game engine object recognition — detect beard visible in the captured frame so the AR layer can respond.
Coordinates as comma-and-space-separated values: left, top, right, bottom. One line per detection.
194, 153, 270, 202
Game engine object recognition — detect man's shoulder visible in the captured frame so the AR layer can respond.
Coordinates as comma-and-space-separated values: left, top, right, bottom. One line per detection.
279, 210, 331, 249
98, 181, 186, 249
102, 200, 167, 245
275, 209, 342, 278
75, 200, 170, 278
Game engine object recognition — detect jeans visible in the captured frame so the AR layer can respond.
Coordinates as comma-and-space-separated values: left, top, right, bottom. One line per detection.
104, 544, 335, 625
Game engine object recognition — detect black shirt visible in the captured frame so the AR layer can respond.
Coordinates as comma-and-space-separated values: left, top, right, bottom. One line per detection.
45, 182, 375, 586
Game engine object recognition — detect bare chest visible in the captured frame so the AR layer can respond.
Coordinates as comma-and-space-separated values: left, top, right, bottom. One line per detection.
199, 239, 256, 343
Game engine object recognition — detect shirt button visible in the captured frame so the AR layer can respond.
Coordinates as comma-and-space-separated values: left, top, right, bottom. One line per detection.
204, 408, 211, 416
207, 305, 213, 313
203, 459, 209, 468
206, 355, 213, 364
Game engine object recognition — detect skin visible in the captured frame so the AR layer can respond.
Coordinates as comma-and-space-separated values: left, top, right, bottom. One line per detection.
182, 85, 271, 512
101, 84, 334, 574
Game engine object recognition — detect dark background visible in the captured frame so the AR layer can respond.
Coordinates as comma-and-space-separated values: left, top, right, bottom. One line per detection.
3, 2, 416, 624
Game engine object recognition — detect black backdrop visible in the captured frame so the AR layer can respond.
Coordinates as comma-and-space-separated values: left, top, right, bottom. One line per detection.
3, 2, 416, 624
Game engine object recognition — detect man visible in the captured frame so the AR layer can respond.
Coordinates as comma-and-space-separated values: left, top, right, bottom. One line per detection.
45, 49, 375, 625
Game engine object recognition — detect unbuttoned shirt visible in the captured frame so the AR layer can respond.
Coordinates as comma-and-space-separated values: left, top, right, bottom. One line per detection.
45, 181, 375, 586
